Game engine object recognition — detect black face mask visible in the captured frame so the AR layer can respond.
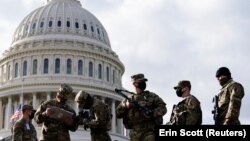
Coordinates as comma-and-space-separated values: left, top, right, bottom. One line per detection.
137, 82, 146, 90
219, 77, 231, 86
176, 89, 183, 97
29, 110, 36, 120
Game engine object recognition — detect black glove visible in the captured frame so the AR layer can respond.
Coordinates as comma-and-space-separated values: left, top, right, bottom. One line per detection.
79, 111, 89, 118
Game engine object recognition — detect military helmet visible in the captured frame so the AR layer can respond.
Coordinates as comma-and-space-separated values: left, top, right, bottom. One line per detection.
216, 67, 231, 77
174, 80, 191, 90
22, 104, 34, 111
58, 84, 73, 97
75, 90, 90, 103
131, 73, 148, 82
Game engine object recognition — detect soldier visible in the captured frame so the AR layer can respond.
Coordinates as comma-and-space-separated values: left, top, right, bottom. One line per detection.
215, 67, 244, 125
12, 104, 37, 141
116, 73, 167, 141
34, 84, 78, 141
168, 80, 202, 125
75, 90, 112, 141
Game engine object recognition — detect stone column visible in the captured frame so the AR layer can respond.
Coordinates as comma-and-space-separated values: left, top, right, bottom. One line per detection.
32, 92, 37, 109
47, 92, 51, 101
20, 79, 24, 104
32, 92, 37, 126
111, 100, 116, 133
6, 96, 12, 129
0, 99, 3, 129
121, 118, 124, 135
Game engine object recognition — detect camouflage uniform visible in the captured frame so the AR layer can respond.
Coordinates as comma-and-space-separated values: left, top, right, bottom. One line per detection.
215, 67, 245, 125
86, 97, 111, 141
34, 84, 78, 141
217, 79, 244, 125
75, 90, 112, 141
116, 73, 167, 141
12, 117, 37, 141
169, 80, 202, 125
171, 95, 202, 125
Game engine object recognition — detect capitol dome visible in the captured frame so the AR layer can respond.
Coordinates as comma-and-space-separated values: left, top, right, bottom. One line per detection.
11, 0, 111, 49
0, 0, 128, 140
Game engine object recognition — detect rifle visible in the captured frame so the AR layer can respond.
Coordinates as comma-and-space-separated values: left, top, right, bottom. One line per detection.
166, 104, 176, 125
212, 95, 219, 125
115, 89, 154, 117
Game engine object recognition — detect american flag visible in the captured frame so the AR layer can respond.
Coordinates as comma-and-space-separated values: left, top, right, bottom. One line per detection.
10, 104, 23, 125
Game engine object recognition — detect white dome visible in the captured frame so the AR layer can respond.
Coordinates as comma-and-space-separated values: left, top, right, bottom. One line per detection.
12, 0, 110, 48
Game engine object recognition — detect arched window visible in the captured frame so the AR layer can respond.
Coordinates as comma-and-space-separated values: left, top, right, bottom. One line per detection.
75, 22, 79, 28
106, 67, 109, 82
33, 59, 37, 75
43, 58, 49, 74
91, 26, 94, 32
102, 32, 105, 38
55, 58, 60, 74
40, 21, 44, 28
32, 23, 36, 29
83, 24, 87, 30
88, 62, 93, 77
49, 21, 53, 27
15, 63, 18, 77
97, 28, 100, 35
78, 60, 83, 75
23, 61, 27, 76
57, 20, 61, 27
67, 59, 72, 74
67, 21, 70, 27
98, 64, 102, 79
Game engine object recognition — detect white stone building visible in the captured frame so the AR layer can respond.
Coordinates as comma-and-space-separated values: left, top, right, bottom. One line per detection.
0, 0, 128, 140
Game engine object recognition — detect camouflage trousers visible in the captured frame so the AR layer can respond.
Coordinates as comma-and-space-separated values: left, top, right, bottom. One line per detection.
129, 128, 155, 141
90, 130, 111, 141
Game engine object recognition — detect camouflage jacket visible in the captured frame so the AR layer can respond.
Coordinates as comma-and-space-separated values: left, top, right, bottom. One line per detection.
116, 90, 167, 129
217, 79, 244, 125
12, 117, 37, 141
84, 97, 112, 132
34, 99, 78, 141
171, 95, 202, 125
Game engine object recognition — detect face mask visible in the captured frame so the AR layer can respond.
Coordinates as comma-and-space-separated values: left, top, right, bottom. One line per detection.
29, 110, 36, 120
137, 82, 146, 90
219, 77, 230, 86
176, 89, 183, 97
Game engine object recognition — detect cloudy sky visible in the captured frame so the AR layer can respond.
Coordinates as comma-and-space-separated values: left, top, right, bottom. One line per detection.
0, 0, 249, 124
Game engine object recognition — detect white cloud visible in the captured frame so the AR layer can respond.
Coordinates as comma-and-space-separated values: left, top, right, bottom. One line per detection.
21, 0, 40, 9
